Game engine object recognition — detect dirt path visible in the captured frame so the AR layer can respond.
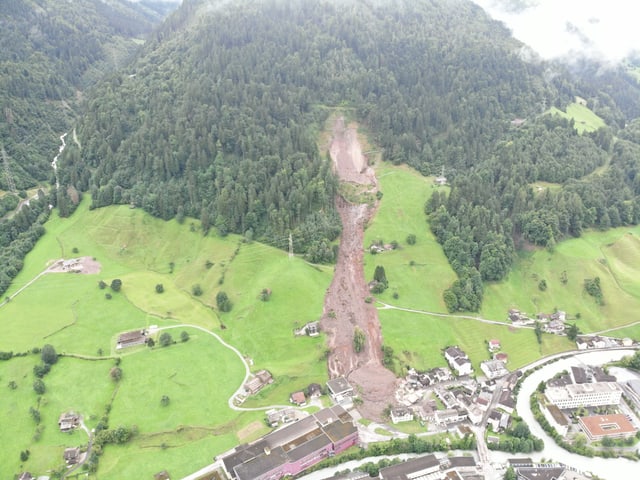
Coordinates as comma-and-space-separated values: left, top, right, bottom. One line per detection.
321, 117, 397, 421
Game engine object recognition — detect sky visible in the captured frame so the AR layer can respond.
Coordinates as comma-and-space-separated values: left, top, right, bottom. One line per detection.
472, 0, 639, 64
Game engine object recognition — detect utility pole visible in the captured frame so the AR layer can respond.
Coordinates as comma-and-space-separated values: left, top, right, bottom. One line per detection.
1, 144, 16, 193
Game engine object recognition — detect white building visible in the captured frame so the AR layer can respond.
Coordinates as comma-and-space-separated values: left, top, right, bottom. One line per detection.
444, 346, 473, 376
480, 360, 509, 379
545, 382, 622, 409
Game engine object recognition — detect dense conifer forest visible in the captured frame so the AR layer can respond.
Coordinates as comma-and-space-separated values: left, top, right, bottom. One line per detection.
6, 0, 640, 309
0, 0, 174, 297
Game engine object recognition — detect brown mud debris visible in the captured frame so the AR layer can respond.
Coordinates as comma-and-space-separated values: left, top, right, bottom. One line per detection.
320, 117, 397, 421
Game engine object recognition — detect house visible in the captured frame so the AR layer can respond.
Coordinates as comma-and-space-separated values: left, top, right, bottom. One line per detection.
446, 456, 477, 475
487, 409, 510, 433
488, 339, 501, 352
435, 408, 467, 426
307, 383, 322, 398
18, 473, 33, 480
444, 346, 473, 376
294, 321, 320, 337
579, 414, 638, 441
116, 329, 147, 349
494, 352, 509, 363
290, 391, 306, 406
480, 360, 509, 380
326, 376, 354, 403
413, 400, 437, 422
475, 391, 492, 411
266, 408, 297, 427
467, 406, 483, 425
221, 405, 357, 480
379, 453, 440, 479
498, 389, 516, 414
244, 370, 274, 395
63, 447, 80, 465
58, 412, 80, 432
390, 407, 413, 424
545, 319, 565, 334
571, 366, 589, 384
510, 118, 526, 127
435, 176, 447, 186
154, 471, 171, 480
576, 337, 589, 350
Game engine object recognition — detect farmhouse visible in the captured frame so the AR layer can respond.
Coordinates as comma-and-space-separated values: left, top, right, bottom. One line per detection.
63, 447, 81, 465
327, 376, 354, 403
435, 408, 467, 426
379, 454, 440, 479
307, 383, 322, 398
116, 329, 147, 349
545, 382, 623, 409
579, 414, 638, 441
18, 473, 33, 480
290, 391, 306, 406
154, 470, 171, 480
58, 412, 80, 432
221, 405, 358, 480
487, 409, 510, 433
488, 339, 501, 352
294, 321, 320, 337
244, 370, 274, 395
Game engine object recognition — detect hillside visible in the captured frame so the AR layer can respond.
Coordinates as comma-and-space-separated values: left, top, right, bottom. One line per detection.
62, 0, 640, 312
0, 0, 173, 192
0, 0, 178, 298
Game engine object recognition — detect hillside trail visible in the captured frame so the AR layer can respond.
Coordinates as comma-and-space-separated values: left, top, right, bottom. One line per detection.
320, 116, 397, 421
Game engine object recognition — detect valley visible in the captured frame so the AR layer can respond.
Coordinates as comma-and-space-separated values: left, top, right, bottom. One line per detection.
4, 0, 640, 479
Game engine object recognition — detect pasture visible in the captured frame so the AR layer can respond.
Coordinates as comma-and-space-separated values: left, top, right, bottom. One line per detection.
548, 102, 606, 134
482, 226, 640, 335
0, 199, 332, 478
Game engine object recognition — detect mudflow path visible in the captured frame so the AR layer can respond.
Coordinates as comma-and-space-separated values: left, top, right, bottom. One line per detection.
321, 117, 397, 421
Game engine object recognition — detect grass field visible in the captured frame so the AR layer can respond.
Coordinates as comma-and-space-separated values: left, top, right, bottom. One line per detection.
0, 199, 333, 478
363, 162, 456, 312
482, 226, 640, 335
361, 162, 640, 375
548, 102, 606, 134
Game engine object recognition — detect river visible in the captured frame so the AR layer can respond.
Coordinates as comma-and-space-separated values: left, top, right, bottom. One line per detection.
515, 349, 639, 479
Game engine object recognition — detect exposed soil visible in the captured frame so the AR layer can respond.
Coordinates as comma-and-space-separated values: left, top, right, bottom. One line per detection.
47, 256, 102, 274
321, 117, 397, 421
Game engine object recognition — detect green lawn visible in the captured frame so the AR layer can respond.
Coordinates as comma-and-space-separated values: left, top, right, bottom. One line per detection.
548, 102, 606, 134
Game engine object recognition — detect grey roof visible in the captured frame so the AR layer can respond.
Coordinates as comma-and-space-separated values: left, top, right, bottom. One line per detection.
379, 454, 439, 480
327, 376, 352, 395
445, 346, 466, 359
233, 445, 288, 480
517, 466, 566, 480
571, 366, 588, 384
448, 456, 476, 468
287, 432, 331, 462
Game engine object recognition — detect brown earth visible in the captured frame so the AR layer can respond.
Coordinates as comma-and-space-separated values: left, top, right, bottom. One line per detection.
320, 117, 397, 421
47, 256, 102, 274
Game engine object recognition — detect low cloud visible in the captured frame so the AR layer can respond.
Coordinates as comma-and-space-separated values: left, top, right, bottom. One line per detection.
472, 0, 639, 64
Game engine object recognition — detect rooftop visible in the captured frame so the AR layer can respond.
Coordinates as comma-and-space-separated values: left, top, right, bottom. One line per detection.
517, 466, 566, 480
579, 414, 637, 438
327, 376, 352, 394
546, 381, 622, 401
379, 454, 439, 480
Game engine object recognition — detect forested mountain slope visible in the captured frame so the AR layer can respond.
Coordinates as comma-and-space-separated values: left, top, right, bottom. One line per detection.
0, 0, 176, 297
62, 0, 640, 310
0, 0, 172, 192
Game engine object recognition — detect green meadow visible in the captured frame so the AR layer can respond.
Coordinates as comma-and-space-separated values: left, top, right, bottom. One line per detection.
482, 226, 640, 337
0, 199, 332, 478
362, 162, 640, 374
363, 163, 457, 313
548, 102, 606, 134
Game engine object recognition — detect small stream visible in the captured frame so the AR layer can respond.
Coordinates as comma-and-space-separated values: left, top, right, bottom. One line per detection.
51, 132, 67, 190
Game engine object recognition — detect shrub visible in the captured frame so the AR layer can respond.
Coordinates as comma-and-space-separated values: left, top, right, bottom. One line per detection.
155, 283, 164, 294
192, 284, 203, 296
159, 332, 173, 347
